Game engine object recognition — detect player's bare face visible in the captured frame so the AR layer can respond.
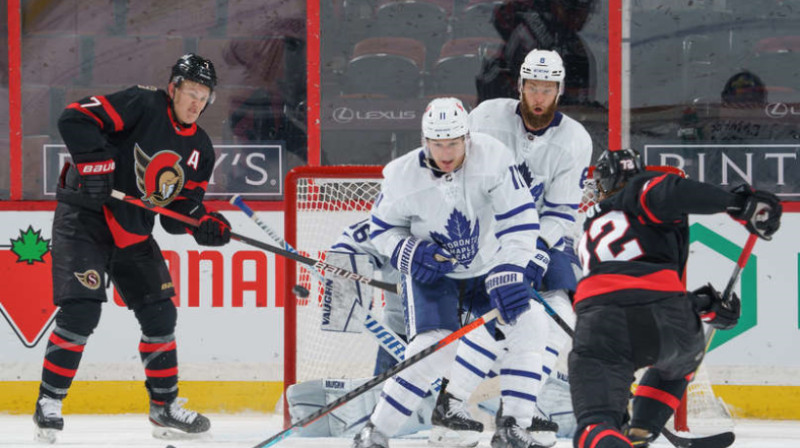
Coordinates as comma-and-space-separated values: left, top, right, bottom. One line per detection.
427, 137, 466, 173
170, 80, 211, 125
520, 80, 559, 131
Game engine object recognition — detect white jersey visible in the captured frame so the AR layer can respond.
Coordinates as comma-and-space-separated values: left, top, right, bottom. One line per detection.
369, 132, 540, 278
469, 99, 592, 248
330, 218, 389, 269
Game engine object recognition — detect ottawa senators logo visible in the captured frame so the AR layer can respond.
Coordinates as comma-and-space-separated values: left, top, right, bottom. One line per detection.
74, 270, 102, 290
134, 144, 185, 206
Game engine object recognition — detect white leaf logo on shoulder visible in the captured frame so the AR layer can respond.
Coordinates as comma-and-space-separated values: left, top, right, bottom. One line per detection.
74, 270, 101, 290
133, 143, 185, 206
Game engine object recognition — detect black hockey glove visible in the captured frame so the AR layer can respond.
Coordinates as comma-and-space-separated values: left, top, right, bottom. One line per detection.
191, 211, 231, 246
691, 283, 741, 330
75, 159, 115, 203
727, 184, 782, 240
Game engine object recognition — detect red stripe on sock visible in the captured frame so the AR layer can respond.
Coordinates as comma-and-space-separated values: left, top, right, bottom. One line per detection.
634, 384, 681, 410
43, 359, 78, 378
145, 367, 178, 378
50, 333, 85, 352
138, 340, 176, 352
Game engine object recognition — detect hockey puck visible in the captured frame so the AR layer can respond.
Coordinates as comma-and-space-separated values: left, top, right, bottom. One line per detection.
292, 285, 310, 298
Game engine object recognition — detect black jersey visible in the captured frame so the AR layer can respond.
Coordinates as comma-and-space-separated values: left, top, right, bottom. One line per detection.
574, 172, 739, 309
57, 85, 215, 247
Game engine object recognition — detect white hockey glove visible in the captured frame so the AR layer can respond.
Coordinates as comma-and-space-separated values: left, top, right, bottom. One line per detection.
390, 237, 456, 284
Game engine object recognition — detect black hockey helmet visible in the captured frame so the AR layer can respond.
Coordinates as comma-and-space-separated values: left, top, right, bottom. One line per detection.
594, 148, 644, 195
170, 53, 217, 94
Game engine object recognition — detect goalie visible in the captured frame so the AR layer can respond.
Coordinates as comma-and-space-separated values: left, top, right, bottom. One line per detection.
570, 148, 781, 448
286, 218, 437, 438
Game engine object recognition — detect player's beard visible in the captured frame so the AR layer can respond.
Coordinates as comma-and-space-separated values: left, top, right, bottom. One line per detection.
521, 95, 558, 131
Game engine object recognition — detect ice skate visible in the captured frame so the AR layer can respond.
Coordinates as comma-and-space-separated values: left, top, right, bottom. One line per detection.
492, 415, 554, 448
527, 410, 558, 448
428, 381, 483, 447
149, 397, 210, 439
353, 421, 389, 448
624, 427, 655, 447
34, 395, 64, 444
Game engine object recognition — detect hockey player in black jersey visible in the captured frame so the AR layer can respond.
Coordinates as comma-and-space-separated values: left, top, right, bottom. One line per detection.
33, 54, 231, 443
569, 149, 781, 448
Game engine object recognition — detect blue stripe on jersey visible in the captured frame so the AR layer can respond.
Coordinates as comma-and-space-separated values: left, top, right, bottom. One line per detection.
540, 210, 576, 222
501, 390, 538, 402
495, 202, 536, 221
369, 215, 395, 239
543, 366, 551, 375
455, 355, 487, 378
380, 391, 413, 416
543, 198, 579, 209
394, 375, 427, 398
500, 368, 542, 380
545, 346, 559, 356
495, 223, 539, 239
462, 336, 498, 361
330, 242, 358, 253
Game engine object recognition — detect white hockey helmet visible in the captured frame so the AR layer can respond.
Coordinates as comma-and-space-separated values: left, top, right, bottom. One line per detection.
421, 97, 469, 140
519, 49, 565, 96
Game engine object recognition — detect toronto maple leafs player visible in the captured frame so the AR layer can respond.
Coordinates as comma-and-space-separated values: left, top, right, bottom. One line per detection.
352, 97, 550, 448
429, 49, 592, 447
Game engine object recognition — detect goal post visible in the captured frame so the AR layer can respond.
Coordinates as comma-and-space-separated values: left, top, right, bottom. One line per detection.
283, 165, 385, 427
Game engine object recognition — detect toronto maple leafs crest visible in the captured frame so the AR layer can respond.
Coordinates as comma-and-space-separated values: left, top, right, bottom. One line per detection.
430, 209, 480, 267
516, 161, 544, 202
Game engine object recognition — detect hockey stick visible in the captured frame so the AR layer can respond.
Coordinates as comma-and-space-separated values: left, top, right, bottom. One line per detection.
657, 234, 758, 448
253, 308, 501, 448
109, 190, 398, 293
531, 289, 575, 338
230, 194, 408, 362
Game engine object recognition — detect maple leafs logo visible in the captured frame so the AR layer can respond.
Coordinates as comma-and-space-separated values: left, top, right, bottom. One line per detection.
10, 226, 50, 264
516, 162, 544, 203
430, 209, 480, 267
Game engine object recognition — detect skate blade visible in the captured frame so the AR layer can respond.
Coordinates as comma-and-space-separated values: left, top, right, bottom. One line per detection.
528, 430, 557, 448
34, 426, 60, 444
428, 426, 480, 448
151, 426, 211, 440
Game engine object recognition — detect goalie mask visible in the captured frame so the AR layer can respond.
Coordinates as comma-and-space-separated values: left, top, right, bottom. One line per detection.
594, 148, 644, 196
170, 53, 217, 104
519, 49, 565, 96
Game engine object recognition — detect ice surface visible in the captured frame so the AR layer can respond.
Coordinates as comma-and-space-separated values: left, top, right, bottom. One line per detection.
2, 413, 800, 447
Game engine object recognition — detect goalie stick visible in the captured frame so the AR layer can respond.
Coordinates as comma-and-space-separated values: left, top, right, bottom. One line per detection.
253, 308, 501, 448
230, 194, 408, 363
109, 190, 398, 293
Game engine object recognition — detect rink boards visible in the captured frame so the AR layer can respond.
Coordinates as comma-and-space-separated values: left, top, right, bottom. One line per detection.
1, 209, 800, 419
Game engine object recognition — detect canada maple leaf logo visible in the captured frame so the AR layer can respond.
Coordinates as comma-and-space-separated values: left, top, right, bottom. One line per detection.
0, 226, 57, 347
430, 209, 480, 267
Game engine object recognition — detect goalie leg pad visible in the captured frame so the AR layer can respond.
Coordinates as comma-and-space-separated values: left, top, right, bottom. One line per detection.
540, 289, 575, 378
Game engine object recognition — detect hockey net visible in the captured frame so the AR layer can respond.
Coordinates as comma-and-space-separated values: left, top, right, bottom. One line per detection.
283, 164, 733, 432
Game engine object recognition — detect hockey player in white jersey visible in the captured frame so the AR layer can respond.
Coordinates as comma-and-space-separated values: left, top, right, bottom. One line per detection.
352, 97, 550, 448
430, 49, 592, 447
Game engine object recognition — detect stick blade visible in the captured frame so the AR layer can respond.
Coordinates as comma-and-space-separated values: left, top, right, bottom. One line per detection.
662, 429, 735, 448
